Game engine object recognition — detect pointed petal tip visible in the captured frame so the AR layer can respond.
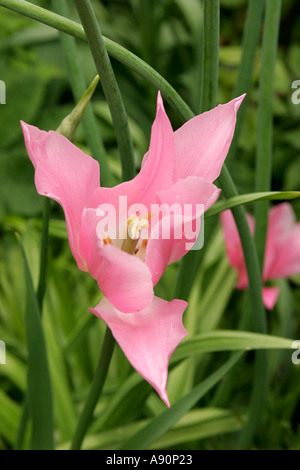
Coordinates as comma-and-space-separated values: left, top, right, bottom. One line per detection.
20, 121, 46, 168
90, 296, 188, 406
20, 120, 36, 134
159, 389, 170, 408
156, 90, 165, 111
20, 120, 46, 144
20, 120, 29, 137
234, 93, 246, 111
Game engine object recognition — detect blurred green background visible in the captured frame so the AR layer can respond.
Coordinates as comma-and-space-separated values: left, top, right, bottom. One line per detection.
0, 0, 300, 450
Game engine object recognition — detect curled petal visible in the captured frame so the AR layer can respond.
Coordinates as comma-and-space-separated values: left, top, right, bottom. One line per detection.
79, 208, 153, 313
89, 296, 188, 406
21, 122, 100, 270
174, 95, 246, 182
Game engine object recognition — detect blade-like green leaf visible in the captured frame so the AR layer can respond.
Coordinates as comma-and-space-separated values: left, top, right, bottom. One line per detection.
206, 191, 300, 218
61, 408, 243, 450
172, 330, 297, 363
0, 351, 26, 392
17, 235, 54, 450
120, 352, 243, 450
152, 408, 244, 449
0, 390, 22, 445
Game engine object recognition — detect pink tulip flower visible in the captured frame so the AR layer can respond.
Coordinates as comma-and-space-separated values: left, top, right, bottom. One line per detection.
21, 92, 244, 406
221, 204, 300, 310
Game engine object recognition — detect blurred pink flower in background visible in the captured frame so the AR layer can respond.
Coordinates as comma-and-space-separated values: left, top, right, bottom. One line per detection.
22, 92, 244, 406
221, 203, 300, 310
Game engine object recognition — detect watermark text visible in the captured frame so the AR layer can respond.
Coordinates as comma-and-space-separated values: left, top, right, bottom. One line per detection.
291, 80, 300, 105
0, 80, 6, 104
0, 340, 5, 364
95, 198, 205, 251
292, 340, 300, 365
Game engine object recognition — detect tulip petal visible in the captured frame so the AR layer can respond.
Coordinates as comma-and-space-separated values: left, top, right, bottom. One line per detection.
146, 176, 220, 285
220, 209, 254, 289
174, 95, 245, 182
262, 286, 280, 310
89, 296, 188, 406
21, 122, 100, 269
91, 91, 175, 217
138, 91, 175, 196
79, 208, 153, 313
264, 203, 300, 280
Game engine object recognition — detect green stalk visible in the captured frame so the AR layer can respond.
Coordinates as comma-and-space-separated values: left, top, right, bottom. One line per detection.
219, 167, 268, 450
70, 327, 115, 450
74, 0, 135, 181
201, 0, 268, 448
196, 10, 204, 113
238, 0, 282, 450
227, 0, 265, 164
254, 0, 282, 266
201, 0, 219, 112
219, 167, 267, 334
52, 0, 113, 187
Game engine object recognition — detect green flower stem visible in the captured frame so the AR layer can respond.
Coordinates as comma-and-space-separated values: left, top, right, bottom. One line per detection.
201, 0, 219, 112
202, 0, 219, 110
254, 0, 282, 267
51, 0, 114, 187
227, 0, 265, 164
74, 0, 135, 182
218, 168, 267, 333
219, 166, 268, 450
201, 1, 268, 448
70, 327, 115, 450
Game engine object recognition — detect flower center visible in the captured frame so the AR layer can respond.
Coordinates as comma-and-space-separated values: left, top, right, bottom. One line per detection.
121, 215, 149, 255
